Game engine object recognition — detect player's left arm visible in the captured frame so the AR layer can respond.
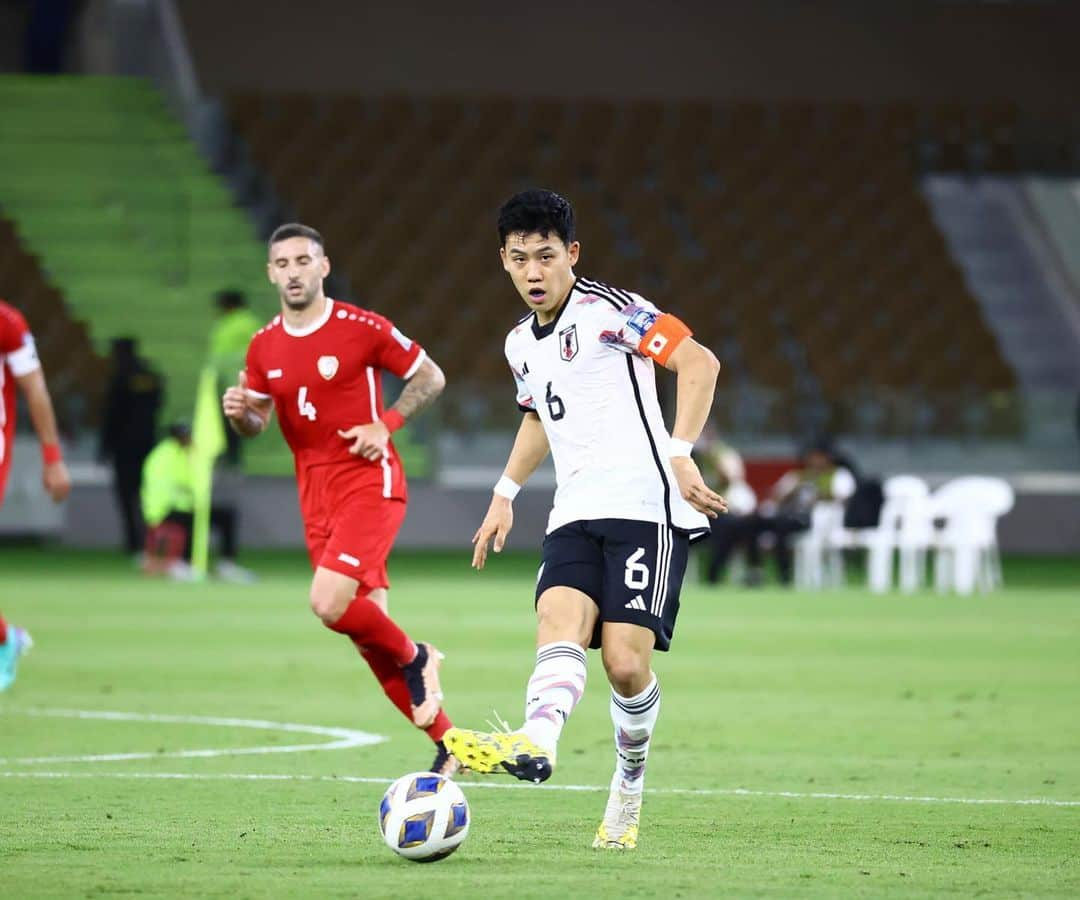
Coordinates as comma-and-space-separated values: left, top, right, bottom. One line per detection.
388, 356, 446, 423
657, 331, 727, 518
339, 356, 446, 462
15, 367, 71, 503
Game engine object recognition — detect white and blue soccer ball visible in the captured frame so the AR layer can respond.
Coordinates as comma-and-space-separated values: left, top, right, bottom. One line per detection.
378, 772, 470, 862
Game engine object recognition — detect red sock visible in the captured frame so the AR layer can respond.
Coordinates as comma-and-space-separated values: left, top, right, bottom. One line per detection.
357, 644, 453, 743
0, 614, 7, 645
327, 595, 415, 666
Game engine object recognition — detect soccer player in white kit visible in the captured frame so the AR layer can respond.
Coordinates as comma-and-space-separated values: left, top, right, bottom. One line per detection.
444, 190, 727, 849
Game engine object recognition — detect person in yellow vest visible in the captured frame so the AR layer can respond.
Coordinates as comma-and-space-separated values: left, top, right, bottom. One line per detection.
141, 422, 255, 583
209, 290, 262, 466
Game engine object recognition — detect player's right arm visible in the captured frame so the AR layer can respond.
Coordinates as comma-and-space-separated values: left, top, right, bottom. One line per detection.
1, 303, 70, 502
15, 367, 71, 502
471, 411, 549, 570
222, 370, 272, 437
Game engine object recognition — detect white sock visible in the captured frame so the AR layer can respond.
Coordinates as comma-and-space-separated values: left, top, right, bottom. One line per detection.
520, 641, 587, 752
610, 676, 661, 795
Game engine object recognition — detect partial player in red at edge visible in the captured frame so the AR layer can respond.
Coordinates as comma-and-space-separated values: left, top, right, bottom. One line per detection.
1, 298, 71, 692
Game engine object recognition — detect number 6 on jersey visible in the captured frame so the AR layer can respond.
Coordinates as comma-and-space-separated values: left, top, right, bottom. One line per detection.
298, 386, 317, 421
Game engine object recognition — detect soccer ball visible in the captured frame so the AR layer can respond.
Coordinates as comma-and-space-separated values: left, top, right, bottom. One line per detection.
378, 772, 470, 862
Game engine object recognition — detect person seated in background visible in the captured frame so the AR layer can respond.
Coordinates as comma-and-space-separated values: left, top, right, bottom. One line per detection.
698, 438, 761, 585
140, 422, 255, 583
750, 437, 856, 585
208, 290, 262, 467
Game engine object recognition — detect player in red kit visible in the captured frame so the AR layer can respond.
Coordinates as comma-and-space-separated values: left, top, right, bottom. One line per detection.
1, 298, 71, 691
222, 224, 460, 774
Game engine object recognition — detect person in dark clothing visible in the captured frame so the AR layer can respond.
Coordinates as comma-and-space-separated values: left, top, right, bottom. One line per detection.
98, 337, 163, 555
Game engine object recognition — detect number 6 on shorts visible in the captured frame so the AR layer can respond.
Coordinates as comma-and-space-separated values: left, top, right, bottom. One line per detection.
624, 547, 650, 590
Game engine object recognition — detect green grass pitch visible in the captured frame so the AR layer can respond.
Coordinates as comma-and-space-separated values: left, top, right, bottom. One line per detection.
1, 547, 1078, 898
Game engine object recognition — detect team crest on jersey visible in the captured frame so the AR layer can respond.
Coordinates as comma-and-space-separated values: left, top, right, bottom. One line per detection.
317, 355, 339, 380
558, 324, 578, 362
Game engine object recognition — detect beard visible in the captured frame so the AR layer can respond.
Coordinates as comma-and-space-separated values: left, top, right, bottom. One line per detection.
281, 284, 317, 311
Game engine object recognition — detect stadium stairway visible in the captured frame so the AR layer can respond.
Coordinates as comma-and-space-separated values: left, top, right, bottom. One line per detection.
0, 76, 293, 473
1023, 176, 1080, 321
923, 176, 1080, 392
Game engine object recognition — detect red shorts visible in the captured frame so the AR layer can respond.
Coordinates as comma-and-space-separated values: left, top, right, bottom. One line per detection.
299, 464, 407, 591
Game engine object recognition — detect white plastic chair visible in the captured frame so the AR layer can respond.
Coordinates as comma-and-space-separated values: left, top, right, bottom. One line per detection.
864, 475, 933, 593
795, 468, 857, 589
930, 476, 1015, 595
795, 500, 847, 589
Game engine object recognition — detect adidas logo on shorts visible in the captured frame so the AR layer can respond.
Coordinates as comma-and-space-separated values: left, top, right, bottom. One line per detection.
624, 595, 648, 611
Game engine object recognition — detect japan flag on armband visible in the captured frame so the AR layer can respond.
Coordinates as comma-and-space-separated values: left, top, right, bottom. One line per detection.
647, 333, 668, 356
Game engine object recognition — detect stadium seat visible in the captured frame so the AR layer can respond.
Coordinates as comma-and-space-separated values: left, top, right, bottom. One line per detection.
222, 94, 1019, 437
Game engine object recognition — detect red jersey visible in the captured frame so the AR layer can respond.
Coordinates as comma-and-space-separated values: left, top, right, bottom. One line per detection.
1, 300, 42, 472
244, 298, 424, 500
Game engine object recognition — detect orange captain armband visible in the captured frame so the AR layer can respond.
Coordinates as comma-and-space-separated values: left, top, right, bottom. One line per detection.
638, 313, 692, 365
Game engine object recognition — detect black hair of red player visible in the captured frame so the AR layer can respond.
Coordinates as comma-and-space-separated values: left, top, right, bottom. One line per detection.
268, 222, 325, 251
215, 289, 248, 311
497, 189, 576, 247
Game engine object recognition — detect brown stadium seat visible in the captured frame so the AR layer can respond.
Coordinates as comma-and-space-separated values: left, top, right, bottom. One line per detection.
226, 95, 1018, 435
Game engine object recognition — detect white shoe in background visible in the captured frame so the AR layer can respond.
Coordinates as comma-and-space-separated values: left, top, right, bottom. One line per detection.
166, 560, 199, 582
215, 560, 257, 584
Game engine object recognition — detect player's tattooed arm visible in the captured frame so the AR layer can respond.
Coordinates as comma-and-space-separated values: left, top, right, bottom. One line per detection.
391, 357, 446, 422
341, 357, 445, 461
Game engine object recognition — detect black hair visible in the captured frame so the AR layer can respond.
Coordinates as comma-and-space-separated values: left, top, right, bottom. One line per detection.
497, 189, 575, 247
110, 336, 137, 356
800, 434, 836, 463
168, 421, 192, 442
268, 223, 325, 252
215, 289, 247, 310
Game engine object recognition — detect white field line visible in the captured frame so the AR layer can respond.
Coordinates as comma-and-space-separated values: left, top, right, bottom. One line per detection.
0, 708, 385, 764
4, 708, 1077, 808
0, 770, 1077, 808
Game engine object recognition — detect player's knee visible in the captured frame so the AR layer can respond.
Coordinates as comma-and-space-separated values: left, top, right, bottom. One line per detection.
602, 647, 650, 694
535, 602, 589, 647
309, 584, 349, 625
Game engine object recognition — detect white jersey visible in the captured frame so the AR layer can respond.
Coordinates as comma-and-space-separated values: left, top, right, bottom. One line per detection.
505, 276, 710, 538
